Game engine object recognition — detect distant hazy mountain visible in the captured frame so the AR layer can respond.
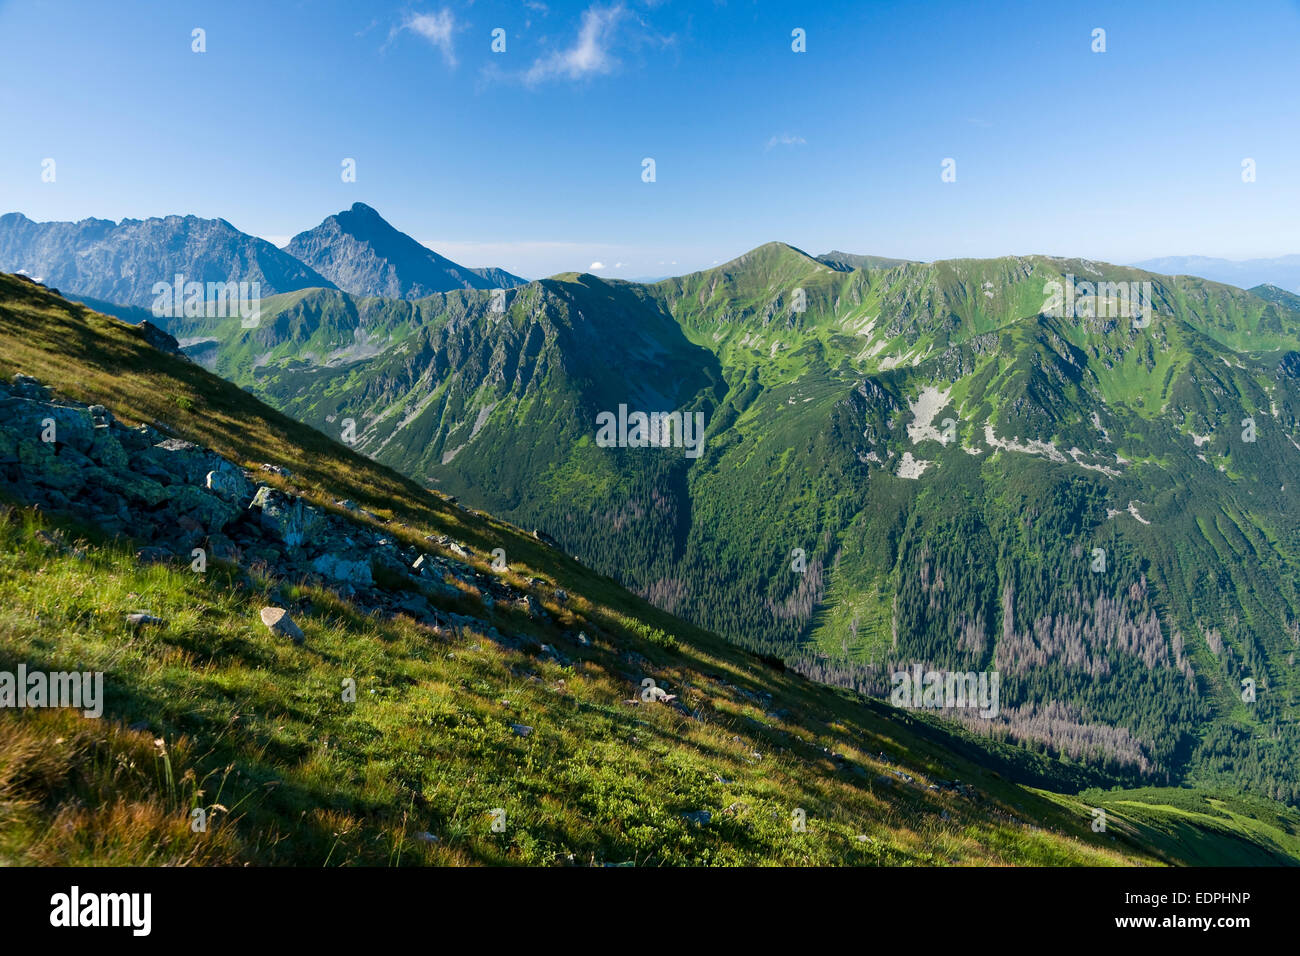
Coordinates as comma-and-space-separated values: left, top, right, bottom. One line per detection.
0, 212, 336, 310
285, 203, 526, 299
1130, 255, 1300, 295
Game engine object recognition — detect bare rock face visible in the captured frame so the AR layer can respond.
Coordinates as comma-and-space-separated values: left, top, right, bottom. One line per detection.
260, 607, 305, 644
285, 202, 523, 299
0, 210, 337, 309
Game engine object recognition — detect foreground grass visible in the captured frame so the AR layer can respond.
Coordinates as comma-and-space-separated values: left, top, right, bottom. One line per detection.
2, 504, 1153, 866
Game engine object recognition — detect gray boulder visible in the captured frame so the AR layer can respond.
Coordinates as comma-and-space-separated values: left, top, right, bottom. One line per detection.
249, 486, 326, 547
206, 467, 254, 506
260, 606, 305, 644
311, 552, 374, 586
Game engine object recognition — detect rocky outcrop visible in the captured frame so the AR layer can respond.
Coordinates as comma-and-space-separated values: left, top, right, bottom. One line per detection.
0, 373, 548, 640
137, 320, 189, 360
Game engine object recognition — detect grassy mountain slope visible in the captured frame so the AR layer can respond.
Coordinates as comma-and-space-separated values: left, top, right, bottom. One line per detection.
127, 248, 1300, 807
817, 250, 917, 272
4, 272, 1299, 866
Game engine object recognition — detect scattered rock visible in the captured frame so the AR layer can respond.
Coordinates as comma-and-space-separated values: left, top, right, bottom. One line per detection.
138, 320, 189, 359
250, 485, 326, 547
206, 468, 253, 504
135, 546, 175, 565
641, 683, 677, 703
0, 380, 578, 670
11, 373, 51, 400
207, 534, 240, 562
260, 606, 304, 644
125, 612, 165, 629
312, 552, 373, 585
682, 810, 711, 827
511, 723, 533, 738
538, 643, 569, 666
396, 593, 433, 618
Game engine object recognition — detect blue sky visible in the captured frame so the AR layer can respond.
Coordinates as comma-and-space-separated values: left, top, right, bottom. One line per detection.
1, 0, 1299, 278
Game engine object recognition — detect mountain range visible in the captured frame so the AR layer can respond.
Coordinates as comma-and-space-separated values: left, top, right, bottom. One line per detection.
6, 203, 1300, 812
0, 211, 335, 310
0, 203, 525, 315
285, 202, 525, 298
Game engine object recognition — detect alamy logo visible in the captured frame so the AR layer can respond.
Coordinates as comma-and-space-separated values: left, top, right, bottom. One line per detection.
1041, 275, 1153, 326
50, 886, 151, 936
890, 665, 1000, 718
0, 665, 103, 718
151, 273, 261, 328
595, 404, 707, 459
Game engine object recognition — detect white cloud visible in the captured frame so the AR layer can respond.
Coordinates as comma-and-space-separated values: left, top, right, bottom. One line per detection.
401, 9, 458, 67
589, 261, 607, 270
524, 4, 624, 84
765, 133, 807, 151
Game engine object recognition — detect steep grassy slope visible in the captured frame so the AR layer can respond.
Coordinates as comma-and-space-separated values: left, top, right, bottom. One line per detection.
127, 247, 1300, 807
3, 272, 1298, 866
652, 249, 1300, 802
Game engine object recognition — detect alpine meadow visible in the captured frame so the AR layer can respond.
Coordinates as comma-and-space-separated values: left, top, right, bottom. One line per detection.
1, 0, 1298, 931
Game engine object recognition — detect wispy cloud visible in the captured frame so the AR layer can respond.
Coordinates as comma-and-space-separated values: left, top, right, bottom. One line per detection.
765, 133, 806, 151
416, 239, 702, 280
524, 3, 625, 85
398, 9, 459, 67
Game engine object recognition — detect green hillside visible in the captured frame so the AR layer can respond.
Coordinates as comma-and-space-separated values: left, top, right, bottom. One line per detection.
154, 247, 1300, 809
4, 272, 1299, 866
